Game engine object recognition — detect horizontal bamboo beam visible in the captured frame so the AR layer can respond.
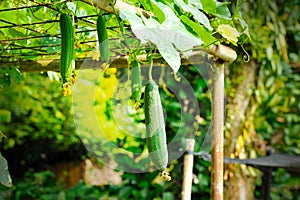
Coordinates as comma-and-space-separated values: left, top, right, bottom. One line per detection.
0, 44, 236, 72
206, 44, 237, 63
0, 53, 196, 72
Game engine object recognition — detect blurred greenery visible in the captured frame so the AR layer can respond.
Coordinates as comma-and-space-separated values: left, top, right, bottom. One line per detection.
224, 0, 300, 198
0, 72, 85, 179
0, 72, 79, 150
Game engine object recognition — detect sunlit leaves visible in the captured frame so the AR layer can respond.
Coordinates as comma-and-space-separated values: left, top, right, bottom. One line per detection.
0, 73, 80, 150
118, 0, 249, 73
180, 15, 217, 45
120, 2, 203, 73
174, 0, 212, 30
0, 67, 24, 88
233, 0, 251, 44
139, 0, 166, 23
216, 2, 231, 19
9, 67, 24, 83
138, 0, 152, 10
200, 0, 216, 14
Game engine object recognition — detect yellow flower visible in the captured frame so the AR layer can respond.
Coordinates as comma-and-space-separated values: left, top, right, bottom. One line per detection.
91, 50, 100, 61
217, 24, 240, 46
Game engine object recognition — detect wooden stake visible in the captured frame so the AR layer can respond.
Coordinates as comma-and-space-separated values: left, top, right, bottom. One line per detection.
182, 138, 195, 200
211, 62, 224, 200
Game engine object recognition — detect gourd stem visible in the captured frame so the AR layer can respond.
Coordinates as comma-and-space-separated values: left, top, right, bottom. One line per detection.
148, 57, 153, 81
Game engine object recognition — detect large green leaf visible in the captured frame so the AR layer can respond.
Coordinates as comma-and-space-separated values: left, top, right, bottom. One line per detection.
200, 0, 216, 14
150, 1, 166, 23
120, 1, 203, 73
139, 0, 152, 10
174, 0, 212, 30
180, 15, 217, 45
216, 2, 232, 19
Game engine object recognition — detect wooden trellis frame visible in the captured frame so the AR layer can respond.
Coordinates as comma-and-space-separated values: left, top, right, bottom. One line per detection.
0, 1, 238, 200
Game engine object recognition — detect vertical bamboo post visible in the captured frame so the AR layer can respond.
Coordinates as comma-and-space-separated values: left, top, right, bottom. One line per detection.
182, 138, 195, 200
211, 62, 225, 200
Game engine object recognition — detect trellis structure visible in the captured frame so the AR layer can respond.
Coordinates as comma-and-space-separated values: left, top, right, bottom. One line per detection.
0, 0, 141, 67
0, 1, 238, 200
0, 1, 236, 69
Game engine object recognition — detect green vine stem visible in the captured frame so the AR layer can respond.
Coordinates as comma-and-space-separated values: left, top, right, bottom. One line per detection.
148, 56, 153, 81
109, 2, 131, 52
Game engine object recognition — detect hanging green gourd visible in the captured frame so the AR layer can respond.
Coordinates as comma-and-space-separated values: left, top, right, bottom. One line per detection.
131, 59, 142, 109
144, 58, 171, 181
96, 14, 110, 62
60, 13, 75, 96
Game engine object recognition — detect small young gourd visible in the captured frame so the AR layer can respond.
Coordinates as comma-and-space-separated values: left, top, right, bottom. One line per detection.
131, 60, 142, 108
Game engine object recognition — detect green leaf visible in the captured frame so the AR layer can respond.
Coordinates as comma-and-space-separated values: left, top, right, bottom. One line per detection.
174, 0, 212, 30
216, 2, 231, 19
0, 72, 10, 89
0, 110, 11, 123
120, 3, 203, 73
141, 16, 181, 71
188, 0, 202, 10
180, 15, 217, 45
9, 67, 24, 83
233, 0, 251, 43
140, 0, 167, 23
0, 152, 12, 187
118, 186, 132, 198
66, 2, 77, 14
0, 30, 5, 38
8, 28, 25, 38
42, 36, 61, 53
162, 192, 175, 200
200, 0, 216, 14
149, 0, 166, 23
0, 130, 6, 143
139, 0, 152, 10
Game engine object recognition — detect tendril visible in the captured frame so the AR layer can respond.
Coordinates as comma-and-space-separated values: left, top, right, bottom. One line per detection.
241, 44, 250, 63
171, 71, 181, 82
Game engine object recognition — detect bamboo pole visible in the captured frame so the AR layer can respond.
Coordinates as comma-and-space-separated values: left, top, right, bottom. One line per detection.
182, 138, 195, 200
0, 44, 236, 72
211, 62, 225, 200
